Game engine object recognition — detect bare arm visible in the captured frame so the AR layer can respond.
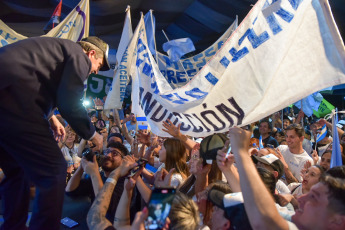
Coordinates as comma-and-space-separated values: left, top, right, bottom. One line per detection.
162, 119, 196, 151
276, 148, 299, 184
216, 141, 241, 192
87, 169, 119, 230
136, 176, 152, 203
229, 127, 289, 230
65, 166, 84, 192
114, 168, 142, 229
87, 156, 137, 230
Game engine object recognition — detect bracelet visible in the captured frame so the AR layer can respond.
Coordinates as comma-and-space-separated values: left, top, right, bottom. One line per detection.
105, 177, 116, 185
114, 217, 130, 222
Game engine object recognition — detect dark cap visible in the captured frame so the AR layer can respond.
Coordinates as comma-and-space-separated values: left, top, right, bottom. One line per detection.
107, 133, 124, 144
253, 154, 284, 179
208, 190, 252, 230
81, 36, 110, 71
200, 133, 228, 163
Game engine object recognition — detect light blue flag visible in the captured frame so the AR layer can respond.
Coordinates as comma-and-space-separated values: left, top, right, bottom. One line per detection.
294, 92, 323, 117
144, 10, 156, 56
136, 116, 148, 130
316, 124, 327, 142
259, 135, 264, 149
331, 110, 343, 168
162, 38, 196, 62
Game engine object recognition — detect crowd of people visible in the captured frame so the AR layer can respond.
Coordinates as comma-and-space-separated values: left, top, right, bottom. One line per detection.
1, 36, 345, 230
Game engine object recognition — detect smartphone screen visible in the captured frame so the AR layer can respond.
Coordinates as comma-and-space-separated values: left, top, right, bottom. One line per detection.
146, 188, 176, 230
61, 217, 79, 228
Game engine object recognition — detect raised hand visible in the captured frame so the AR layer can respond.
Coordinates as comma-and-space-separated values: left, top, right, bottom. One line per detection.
216, 140, 235, 173
162, 119, 182, 138
154, 168, 175, 187
228, 127, 251, 155
136, 129, 151, 146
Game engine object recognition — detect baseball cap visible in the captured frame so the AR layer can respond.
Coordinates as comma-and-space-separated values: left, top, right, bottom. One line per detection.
200, 133, 228, 164
107, 133, 124, 144
81, 36, 110, 71
253, 154, 284, 179
208, 190, 252, 230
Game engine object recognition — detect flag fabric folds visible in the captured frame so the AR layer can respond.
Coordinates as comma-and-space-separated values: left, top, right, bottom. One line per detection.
330, 110, 343, 168
46, 0, 89, 41
316, 124, 327, 142
104, 6, 133, 110
131, 0, 345, 137
162, 38, 196, 62
144, 10, 156, 56
43, 0, 62, 34
294, 92, 323, 117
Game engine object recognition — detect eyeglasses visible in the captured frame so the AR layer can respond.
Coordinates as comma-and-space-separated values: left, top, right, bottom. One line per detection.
104, 149, 123, 158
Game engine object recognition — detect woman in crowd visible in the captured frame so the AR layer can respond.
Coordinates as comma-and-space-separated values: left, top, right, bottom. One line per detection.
60, 126, 81, 178
288, 165, 325, 197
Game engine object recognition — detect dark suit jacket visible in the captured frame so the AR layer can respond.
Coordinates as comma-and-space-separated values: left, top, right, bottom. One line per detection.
0, 37, 95, 139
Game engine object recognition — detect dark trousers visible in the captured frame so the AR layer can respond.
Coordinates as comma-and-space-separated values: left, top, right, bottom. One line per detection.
0, 121, 67, 230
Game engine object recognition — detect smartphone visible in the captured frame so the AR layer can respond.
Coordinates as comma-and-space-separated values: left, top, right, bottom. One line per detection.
61, 217, 79, 228
128, 158, 148, 177
146, 188, 176, 230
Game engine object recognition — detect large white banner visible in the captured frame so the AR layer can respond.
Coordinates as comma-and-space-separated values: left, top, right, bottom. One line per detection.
132, 0, 345, 137
45, 0, 89, 41
156, 18, 238, 88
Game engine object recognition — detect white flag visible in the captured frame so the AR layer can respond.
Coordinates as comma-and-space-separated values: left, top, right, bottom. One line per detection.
45, 0, 90, 41
132, 0, 345, 137
104, 10, 144, 109
104, 6, 134, 110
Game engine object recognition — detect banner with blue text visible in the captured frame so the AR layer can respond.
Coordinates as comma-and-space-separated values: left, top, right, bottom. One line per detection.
132, 0, 345, 137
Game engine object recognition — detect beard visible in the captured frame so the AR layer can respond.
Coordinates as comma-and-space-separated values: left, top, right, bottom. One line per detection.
101, 156, 117, 172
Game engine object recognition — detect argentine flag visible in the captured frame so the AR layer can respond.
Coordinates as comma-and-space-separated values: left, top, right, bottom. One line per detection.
137, 116, 149, 130
316, 124, 327, 142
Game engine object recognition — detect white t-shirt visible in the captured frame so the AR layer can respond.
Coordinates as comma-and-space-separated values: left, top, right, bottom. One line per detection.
278, 145, 313, 182
288, 182, 303, 196
61, 143, 81, 166
276, 179, 291, 194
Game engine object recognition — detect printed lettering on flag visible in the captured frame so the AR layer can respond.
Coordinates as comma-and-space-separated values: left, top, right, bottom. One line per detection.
45, 0, 89, 41
0, 20, 27, 48
104, 6, 133, 110
131, 0, 345, 137
156, 18, 238, 88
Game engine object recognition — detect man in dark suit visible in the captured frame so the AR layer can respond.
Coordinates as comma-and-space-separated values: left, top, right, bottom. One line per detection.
0, 36, 110, 230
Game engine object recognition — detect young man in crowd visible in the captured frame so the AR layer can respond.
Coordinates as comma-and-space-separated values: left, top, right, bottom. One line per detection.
259, 119, 279, 148
66, 142, 141, 223
227, 127, 345, 230
0, 36, 108, 229
277, 124, 313, 183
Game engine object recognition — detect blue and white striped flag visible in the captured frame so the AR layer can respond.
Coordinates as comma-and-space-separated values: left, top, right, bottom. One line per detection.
330, 110, 343, 168
137, 116, 149, 130
316, 124, 327, 142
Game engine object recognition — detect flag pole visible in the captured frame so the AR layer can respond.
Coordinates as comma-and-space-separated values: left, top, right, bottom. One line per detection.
161, 29, 190, 83
150, 10, 157, 61
301, 99, 304, 127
